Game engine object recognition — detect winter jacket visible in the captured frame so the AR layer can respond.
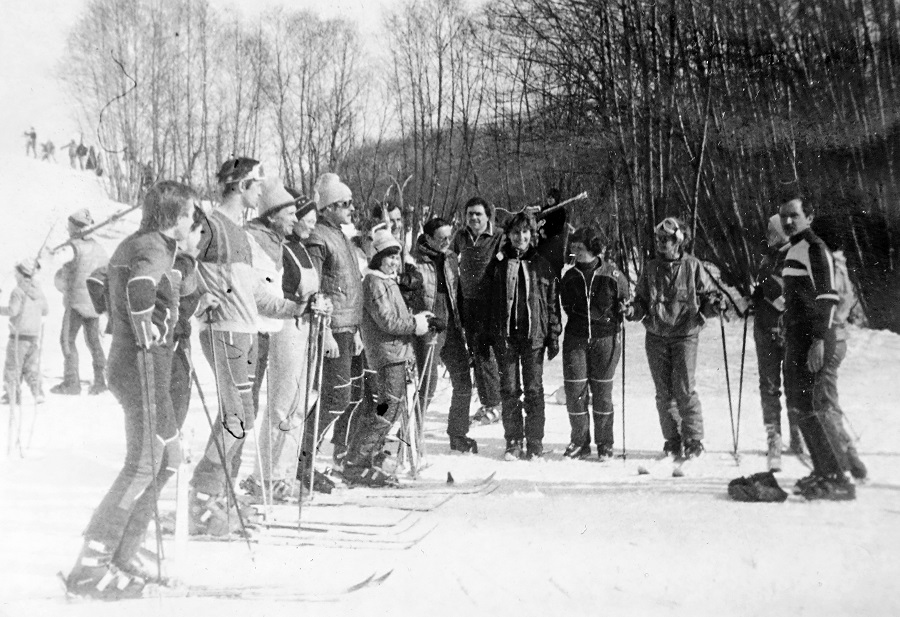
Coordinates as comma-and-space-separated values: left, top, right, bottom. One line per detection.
631, 253, 718, 338
831, 250, 860, 341
484, 243, 561, 350
535, 207, 569, 279
751, 246, 787, 339
560, 259, 629, 339
196, 209, 298, 333
452, 223, 504, 300
245, 218, 286, 333
414, 234, 462, 331
305, 218, 363, 331
55, 237, 108, 318
1, 279, 48, 338
360, 270, 416, 370
282, 235, 315, 301
782, 228, 839, 340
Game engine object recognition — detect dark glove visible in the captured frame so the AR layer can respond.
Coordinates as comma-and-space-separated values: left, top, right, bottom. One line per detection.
546, 339, 560, 361
619, 301, 634, 320
427, 315, 447, 333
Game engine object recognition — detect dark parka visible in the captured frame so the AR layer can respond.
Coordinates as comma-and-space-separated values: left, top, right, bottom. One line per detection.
560, 260, 629, 340
305, 218, 363, 331
360, 270, 417, 370
631, 253, 718, 338
414, 234, 462, 331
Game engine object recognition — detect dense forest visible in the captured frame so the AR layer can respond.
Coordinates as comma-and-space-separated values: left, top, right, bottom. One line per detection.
64, 0, 900, 329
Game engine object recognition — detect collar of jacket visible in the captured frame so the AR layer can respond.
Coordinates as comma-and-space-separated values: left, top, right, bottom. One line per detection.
415, 234, 443, 263
789, 228, 815, 245
502, 241, 536, 261
465, 221, 494, 242
368, 268, 397, 281
246, 218, 281, 242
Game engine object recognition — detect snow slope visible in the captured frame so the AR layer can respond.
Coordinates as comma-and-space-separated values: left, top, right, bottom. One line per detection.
0, 156, 898, 617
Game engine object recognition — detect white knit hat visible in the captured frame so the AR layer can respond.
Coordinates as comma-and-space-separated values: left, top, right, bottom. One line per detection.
314, 172, 352, 210
258, 176, 299, 217
766, 214, 789, 247
368, 226, 401, 268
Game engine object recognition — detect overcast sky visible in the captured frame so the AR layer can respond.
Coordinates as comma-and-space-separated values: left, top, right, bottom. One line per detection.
0, 0, 391, 158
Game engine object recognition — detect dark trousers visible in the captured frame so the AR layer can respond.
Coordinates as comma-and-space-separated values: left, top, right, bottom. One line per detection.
441, 319, 474, 437
753, 324, 800, 434
784, 329, 847, 476
346, 362, 407, 469
84, 345, 175, 566
4, 335, 42, 398
645, 332, 704, 444
251, 331, 270, 414
60, 308, 106, 386
462, 298, 501, 408
562, 334, 620, 448
497, 338, 545, 445
191, 330, 257, 495
811, 339, 857, 463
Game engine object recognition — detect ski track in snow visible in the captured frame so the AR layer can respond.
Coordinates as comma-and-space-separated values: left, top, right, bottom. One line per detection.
1, 156, 899, 616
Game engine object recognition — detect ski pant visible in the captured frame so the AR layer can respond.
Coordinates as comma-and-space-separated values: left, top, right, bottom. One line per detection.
171, 339, 192, 429
497, 337, 545, 446
784, 328, 847, 476
345, 361, 407, 470
563, 334, 620, 449
298, 330, 364, 474
4, 335, 42, 399
251, 331, 270, 414
441, 318, 474, 438
191, 330, 257, 496
753, 324, 800, 436
811, 339, 858, 463
84, 345, 177, 567
461, 297, 501, 408
254, 318, 312, 483
60, 308, 106, 387
645, 332, 704, 444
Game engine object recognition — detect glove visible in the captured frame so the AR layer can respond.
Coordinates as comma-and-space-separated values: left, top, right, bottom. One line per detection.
413, 312, 431, 336
546, 339, 560, 361
619, 301, 634, 320
427, 315, 447, 333
309, 293, 332, 316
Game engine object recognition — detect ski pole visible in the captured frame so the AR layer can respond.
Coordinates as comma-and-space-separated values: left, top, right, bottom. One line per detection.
205, 313, 235, 535
188, 362, 255, 558
736, 313, 749, 452
719, 311, 738, 459
136, 347, 165, 583
26, 323, 44, 451
621, 321, 626, 460
295, 312, 320, 528
306, 314, 328, 507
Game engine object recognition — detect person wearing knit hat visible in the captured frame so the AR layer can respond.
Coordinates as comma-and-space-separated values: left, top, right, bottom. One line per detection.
342, 226, 432, 487
750, 212, 800, 471
1, 258, 49, 406
299, 172, 364, 483
50, 208, 109, 396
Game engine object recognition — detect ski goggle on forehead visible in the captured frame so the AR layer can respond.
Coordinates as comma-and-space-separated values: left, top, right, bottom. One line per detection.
655, 218, 684, 243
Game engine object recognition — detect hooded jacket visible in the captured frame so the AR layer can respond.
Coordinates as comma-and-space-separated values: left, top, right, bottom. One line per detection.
360, 269, 416, 370
484, 242, 561, 350
414, 234, 462, 331
560, 259, 629, 339
632, 253, 718, 338
3, 278, 48, 338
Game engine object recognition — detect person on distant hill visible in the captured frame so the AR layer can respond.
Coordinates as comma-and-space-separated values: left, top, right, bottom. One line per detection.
1, 259, 48, 406
76, 140, 88, 169
50, 209, 109, 396
62, 139, 78, 168
626, 216, 722, 462
24, 127, 37, 158
63, 181, 198, 600
40, 140, 57, 163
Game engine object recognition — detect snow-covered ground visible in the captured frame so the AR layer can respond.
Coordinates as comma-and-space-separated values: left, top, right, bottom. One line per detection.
0, 156, 898, 617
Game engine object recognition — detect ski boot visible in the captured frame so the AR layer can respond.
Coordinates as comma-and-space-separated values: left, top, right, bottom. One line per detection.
63, 540, 145, 600
472, 405, 501, 426
341, 464, 399, 488
766, 425, 783, 472
683, 440, 704, 460
526, 440, 543, 461
796, 473, 856, 501
663, 438, 684, 459
50, 381, 81, 396
88, 376, 108, 396
563, 443, 591, 460
596, 444, 615, 462
504, 439, 525, 461
116, 547, 171, 586
449, 435, 479, 454
846, 447, 867, 481
295, 467, 336, 495
188, 488, 250, 536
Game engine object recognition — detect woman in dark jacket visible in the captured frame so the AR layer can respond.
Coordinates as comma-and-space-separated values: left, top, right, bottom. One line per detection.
559, 227, 629, 460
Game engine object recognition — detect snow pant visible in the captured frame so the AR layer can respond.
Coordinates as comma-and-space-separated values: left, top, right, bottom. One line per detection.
811, 339, 858, 463
497, 338, 545, 446
784, 328, 847, 476
441, 318, 474, 438
563, 334, 620, 449
645, 332, 704, 444
461, 298, 501, 408
753, 324, 799, 435
4, 335, 42, 399
251, 331, 270, 414
298, 330, 363, 475
345, 361, 407, 470
254, 318, 312, 483
60, 307, 106, 387
84, 344, 176, 567
170, 339, 192, 429
191, 330, 257, 496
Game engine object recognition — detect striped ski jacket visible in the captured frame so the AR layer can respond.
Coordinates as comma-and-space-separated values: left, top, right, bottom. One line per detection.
782, 228, 839, 340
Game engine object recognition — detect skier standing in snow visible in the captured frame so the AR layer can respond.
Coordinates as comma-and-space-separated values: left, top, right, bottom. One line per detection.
188, 158, 306, 535
627, 217, 722, 461
1, 259, 48, 406
341, 227, 432, 486
63, 181, 198, 599
414, 217, 478, 453
484, 211, 561, 460
559, 227, 629, 460
50, 208, 109, 396
780, 196, 858, 499
451, 197, 505, 425
24, 127, 37, 158
297, 173, 364, 486
748, 214, 802, 472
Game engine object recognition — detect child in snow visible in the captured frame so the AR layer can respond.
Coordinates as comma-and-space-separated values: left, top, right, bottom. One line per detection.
559, 227, 629, 460
627, 217, 722, 460
1, 259, 48, 406
342, 227, 432, 487
484, 211, 561, 461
